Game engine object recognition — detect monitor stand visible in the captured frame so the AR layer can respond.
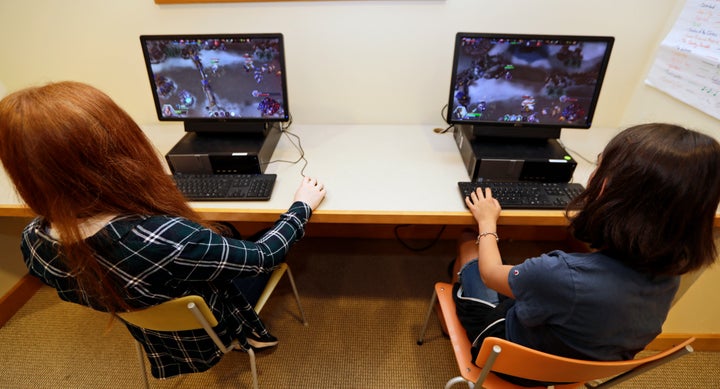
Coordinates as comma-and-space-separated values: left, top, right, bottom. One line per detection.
468, 124, 561, 140
453, 125, 577, 182
166, 122, 282, 175
183, 121, 272, 135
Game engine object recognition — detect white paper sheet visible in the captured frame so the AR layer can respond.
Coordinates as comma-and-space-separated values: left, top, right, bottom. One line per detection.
646, 0, 720, 119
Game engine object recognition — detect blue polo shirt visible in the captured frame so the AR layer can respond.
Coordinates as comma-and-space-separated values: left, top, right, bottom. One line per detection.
506, 250, 680, 360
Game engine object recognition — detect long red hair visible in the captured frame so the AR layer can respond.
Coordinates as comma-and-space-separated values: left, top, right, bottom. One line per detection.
0, 81, 211, 312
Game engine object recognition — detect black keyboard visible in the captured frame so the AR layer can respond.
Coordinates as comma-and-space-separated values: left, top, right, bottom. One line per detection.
172, 174, 276, 201
458, 181, 584, 209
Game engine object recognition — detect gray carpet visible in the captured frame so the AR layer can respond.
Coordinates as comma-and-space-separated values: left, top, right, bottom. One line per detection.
1, 237, 717, 388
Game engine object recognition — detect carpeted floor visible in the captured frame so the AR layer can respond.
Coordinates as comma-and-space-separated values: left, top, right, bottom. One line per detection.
1, 237, 718, 388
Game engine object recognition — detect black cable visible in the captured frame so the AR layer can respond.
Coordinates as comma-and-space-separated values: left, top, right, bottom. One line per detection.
280, 128, 309, 177
393, 224, 447, 252
280, 114, 293, 130
262, 115, 309, 177
556, 139, 597, 166
433, 104, 454, 134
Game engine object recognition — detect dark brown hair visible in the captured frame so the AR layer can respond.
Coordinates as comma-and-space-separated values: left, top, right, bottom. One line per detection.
567, 123, 720, 275
0, 81, 212, 312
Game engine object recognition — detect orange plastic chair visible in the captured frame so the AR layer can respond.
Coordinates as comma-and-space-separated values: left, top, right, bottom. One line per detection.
417, 282, 696, 389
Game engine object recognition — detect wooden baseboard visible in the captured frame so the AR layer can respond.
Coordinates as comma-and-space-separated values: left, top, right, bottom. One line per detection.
0, 274, 42, 328
646, 334, 720, 351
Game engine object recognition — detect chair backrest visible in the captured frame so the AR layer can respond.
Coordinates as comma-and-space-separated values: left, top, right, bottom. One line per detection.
434, 282, 695, 387
116, 295, 218, 331
117, 295, 251, 387
476, 336, 695, 384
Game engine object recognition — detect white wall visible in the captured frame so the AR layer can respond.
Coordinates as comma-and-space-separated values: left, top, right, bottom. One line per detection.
0, 0, 687, 129
621, 0, 720, 135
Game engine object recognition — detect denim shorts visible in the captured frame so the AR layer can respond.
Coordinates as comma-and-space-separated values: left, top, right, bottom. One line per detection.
458, 259, 500, 305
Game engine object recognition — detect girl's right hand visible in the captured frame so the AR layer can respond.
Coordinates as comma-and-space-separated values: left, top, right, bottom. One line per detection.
293, 176, 326, 211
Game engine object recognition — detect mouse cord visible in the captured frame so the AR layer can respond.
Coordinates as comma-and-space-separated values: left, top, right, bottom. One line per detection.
262, 115, 309, 177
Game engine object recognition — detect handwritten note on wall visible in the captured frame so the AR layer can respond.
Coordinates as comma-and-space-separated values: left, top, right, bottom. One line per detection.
646, 0, 720, 119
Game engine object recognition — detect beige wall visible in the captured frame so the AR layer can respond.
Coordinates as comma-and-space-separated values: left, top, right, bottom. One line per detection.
665, 263, 720, 333
0, 218, 31, 297
0, 0, 678, 128
0, 0, 718, 333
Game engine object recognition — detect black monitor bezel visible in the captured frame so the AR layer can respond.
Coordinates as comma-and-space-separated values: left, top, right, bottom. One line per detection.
139, 33, 290, 127
447, 32, 614, 139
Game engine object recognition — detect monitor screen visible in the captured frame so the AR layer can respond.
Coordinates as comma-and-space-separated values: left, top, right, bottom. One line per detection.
140, 33, 289, 132
448, 32, 614, 139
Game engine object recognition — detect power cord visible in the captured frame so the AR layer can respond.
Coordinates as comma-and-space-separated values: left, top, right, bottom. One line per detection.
433, 104, 454, 134
393, 224, 447, 252
280, 128, 309, 177
556, 139, 597, 166
262, 114, 309, 177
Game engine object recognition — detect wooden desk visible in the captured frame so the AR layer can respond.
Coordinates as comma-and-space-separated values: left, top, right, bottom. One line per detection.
0, 123, 601, 225
3, 124, 714, 228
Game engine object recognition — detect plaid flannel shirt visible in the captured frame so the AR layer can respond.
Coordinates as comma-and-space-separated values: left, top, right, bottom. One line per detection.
21, 201, 312, 379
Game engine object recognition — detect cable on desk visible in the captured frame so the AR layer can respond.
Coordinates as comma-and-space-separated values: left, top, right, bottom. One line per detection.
434, 124, 454, 134
393, 224, 447, 252
556, 139, 597, 167
432, 104, 455, 134
281, 129, 309, 177
263, 115, 309, 177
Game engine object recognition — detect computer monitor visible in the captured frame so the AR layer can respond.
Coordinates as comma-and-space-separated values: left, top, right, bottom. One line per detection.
140, 33, 289, 133
447, 32, 614, 140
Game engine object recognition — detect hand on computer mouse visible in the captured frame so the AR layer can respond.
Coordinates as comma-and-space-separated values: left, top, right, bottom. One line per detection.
294, 176, 326, 211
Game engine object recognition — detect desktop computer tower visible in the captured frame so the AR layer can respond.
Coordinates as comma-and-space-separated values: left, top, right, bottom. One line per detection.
453, 125, 577, 182
166, 122, 281, 175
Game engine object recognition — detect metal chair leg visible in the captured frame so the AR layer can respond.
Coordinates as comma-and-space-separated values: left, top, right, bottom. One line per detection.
417, 288, 438, 345
285, 266, 308, 326
445, 376, 474, 389
247, 347, 259, 389
476, 345, 501, 386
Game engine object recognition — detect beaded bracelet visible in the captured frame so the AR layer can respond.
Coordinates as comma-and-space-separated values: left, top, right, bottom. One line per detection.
476, 232, 499, 244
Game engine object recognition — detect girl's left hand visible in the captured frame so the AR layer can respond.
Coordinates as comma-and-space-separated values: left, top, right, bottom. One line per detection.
465, 187, 502, 230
